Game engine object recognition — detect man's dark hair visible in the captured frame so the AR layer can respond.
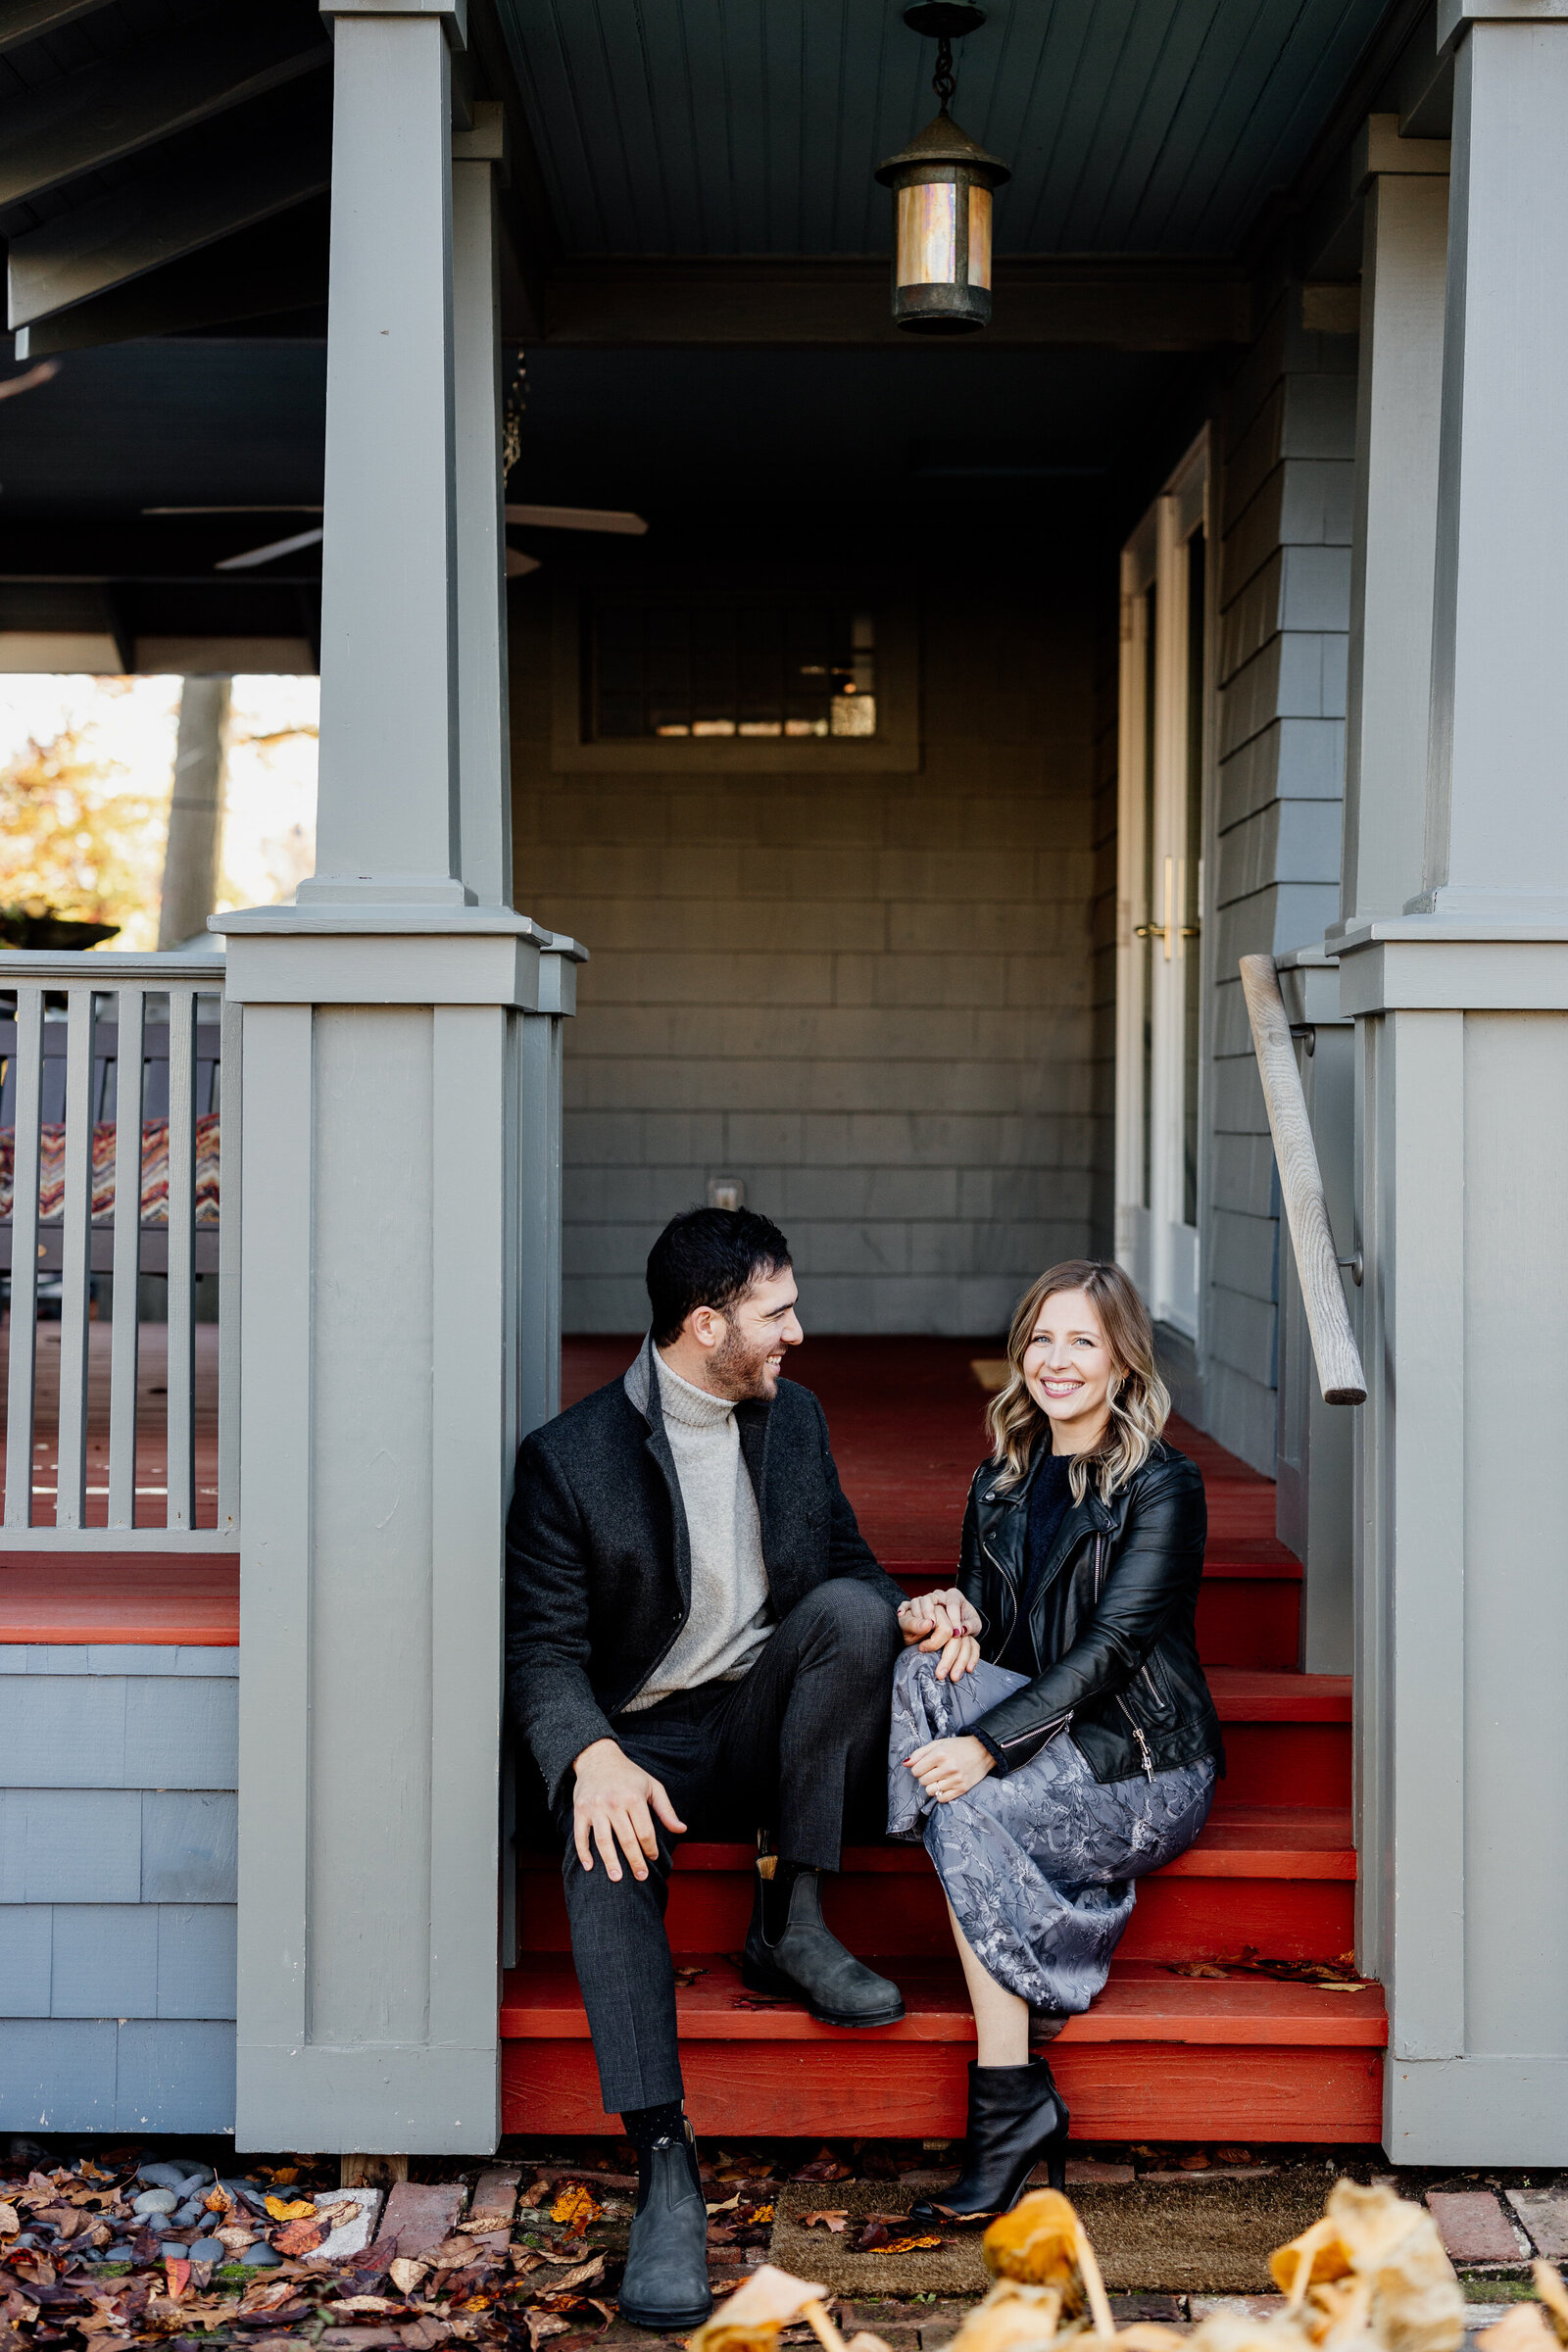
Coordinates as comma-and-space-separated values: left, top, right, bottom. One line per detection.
646, 1207, 793, 1348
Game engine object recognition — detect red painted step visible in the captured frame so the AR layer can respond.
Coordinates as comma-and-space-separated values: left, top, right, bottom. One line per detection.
517, 1807, 1353, 1965
500, 1954, 1384, 2141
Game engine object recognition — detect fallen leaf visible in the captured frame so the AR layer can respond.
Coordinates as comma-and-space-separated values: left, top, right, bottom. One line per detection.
801, 2211, 849, 2232
673, 1966, 709, 1988
330, 2295, 400, 2315
390, 2259, 429, 2296
792, 2151, 854, 2183
265, 2196, 318, 2223
524, 2314, 573, 2350
1169, 1961, 1228, 1979
204, 2188, 235, 2217
216, 2225, 255, 2251
317, 2199, 364, 2229
706, 2194, 742, 2217
163, 2259, 191, 2304
549, 2186, 601, 2234
269, 2169, 301, 2186
879, 2237, 942, 2255
543, 2258, 606, 2297
524, 2178, 552, 2208
751, 2205, 775, 2226
0, 2208, 16, 2237
273, 2218, 327, 2256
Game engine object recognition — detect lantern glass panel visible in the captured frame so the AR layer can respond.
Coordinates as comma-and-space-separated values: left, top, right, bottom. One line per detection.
967, 182, 993, 289
897, 181, 957, 286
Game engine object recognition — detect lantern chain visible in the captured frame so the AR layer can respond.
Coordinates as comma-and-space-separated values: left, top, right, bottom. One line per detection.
932, 32, 956, 109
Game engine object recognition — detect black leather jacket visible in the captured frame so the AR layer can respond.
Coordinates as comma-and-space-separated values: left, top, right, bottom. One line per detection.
959, 1438, 1224, 1787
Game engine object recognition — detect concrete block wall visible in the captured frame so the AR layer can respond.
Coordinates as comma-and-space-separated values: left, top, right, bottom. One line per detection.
1205, 288, 1356, 1472
0, 1644, 237, 2131
510, 553, 1105, 1335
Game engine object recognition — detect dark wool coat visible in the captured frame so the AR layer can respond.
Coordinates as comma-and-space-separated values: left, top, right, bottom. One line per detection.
505, 1360, 906, 1809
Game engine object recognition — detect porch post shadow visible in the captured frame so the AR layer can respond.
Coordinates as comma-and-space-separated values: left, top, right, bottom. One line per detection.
1337, 0, 1568, 2163
214, 0, 576, 2153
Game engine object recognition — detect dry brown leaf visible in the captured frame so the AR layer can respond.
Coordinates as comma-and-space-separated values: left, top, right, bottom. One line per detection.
524, 2177, 552, 2207
0, 2207, 17, 2238
273, 2218, 326, 2257
523, 2314, 574, 2350
265, 2196, 317, 2223
204, 2188, 235, 2217
545, 2257, 606, 2297
880, 2236, 942, 2255
390, 2259, 429, 2297
687, 2264, 832, 2352
215, 2225, 255, 2252
268, 2168, 301, 2185
708, 2194, 743, 2216
801, 2211, 849, 2232
1170, 1962, 1229, 1979
1533, 2265, 1568, 2348
330, 2295, 400, 2315
550, 2185, 602, 2234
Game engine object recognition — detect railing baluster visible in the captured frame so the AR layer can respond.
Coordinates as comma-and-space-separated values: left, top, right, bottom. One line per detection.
165, 986, 197, 1531
217, 991, 242, 1534
108, 985, 145, 1531
55, 986, 97, 1530
4, 984, 43, 1528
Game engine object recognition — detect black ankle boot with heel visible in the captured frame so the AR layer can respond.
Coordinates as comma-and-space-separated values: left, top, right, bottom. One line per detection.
616, 2119, 712, 2331
908, 2058, 1070, 2220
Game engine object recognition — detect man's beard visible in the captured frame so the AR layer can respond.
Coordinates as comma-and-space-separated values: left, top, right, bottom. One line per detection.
708, 1321, 778, 1401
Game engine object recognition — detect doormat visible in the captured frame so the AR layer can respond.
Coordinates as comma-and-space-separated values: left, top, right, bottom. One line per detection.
767, 2171, 1334, 2298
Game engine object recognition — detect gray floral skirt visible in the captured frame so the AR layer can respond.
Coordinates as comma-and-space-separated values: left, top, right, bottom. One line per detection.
887, 1648, 1216, 2015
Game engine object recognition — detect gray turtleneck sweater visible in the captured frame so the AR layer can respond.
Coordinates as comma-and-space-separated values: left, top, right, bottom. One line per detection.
621, 1343, 774, 1712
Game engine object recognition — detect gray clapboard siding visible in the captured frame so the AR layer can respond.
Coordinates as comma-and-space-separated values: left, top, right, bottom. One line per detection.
0, 2019, 234, 2132
512, 565, 1103, 1335
0, 1641, 238, 2132
1204, 285, 1356, 1473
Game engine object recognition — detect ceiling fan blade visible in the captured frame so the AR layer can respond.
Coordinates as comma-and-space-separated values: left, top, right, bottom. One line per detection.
507, 550, 542, 577
504, 504, 647, 536
216, 525, 324, 572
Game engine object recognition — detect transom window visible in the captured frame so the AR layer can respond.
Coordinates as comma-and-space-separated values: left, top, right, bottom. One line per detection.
588, 599, 876, 741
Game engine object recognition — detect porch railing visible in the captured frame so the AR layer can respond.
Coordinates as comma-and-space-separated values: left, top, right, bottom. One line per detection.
1239, 952, 1366, 1406
0, 951, 238, 1547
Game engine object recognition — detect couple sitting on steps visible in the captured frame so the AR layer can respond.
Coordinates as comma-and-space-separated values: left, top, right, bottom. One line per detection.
506, 1209, 1224, 2332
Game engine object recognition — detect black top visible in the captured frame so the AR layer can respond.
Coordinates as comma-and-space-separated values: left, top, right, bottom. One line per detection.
996, 1448, 1073, 1677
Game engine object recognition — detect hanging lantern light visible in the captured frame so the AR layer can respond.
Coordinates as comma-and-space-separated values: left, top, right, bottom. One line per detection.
876, 3, 1009, 335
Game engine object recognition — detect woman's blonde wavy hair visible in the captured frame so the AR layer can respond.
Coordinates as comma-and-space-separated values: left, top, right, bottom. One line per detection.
986, 1258, 1170, 1503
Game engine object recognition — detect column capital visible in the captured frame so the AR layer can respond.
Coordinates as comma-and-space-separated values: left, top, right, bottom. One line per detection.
321, 0, 467, 46
452, 97, 506, 168
1353, 113, 1450, 188
1439, 0, 1568, 53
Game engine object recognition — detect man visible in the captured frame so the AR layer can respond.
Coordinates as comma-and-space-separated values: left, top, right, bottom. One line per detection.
507, 1208, 927, 2330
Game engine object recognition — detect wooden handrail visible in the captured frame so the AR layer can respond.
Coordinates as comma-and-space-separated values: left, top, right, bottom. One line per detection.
1239, 953, 1366, 1406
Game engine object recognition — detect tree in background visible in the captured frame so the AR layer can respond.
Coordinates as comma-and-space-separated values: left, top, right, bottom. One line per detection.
0, 693, 168, 945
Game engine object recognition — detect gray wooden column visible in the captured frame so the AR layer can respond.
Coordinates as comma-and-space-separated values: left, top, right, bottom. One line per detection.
222, 0, 569, 2156
1335, 0, 1568, 2161
303, 0, 465, 908
452, 102, 513, 909
1422, 0, 1568, 919
1335, 121, 1449, 931
159, 677, 231, 949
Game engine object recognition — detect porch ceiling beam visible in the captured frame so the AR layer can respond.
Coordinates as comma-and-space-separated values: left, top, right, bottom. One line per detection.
14, 197, 328, 358
7, 94, 332, 328
0, 5, 329, 212
0, 0, 112, 56
534, 255, 1254, 350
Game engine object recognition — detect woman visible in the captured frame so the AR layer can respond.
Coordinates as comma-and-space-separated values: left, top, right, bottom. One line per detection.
888, 1259, 1223, 2218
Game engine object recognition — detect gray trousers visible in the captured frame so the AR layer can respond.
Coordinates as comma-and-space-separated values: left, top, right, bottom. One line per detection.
559, 1577, 904, 2114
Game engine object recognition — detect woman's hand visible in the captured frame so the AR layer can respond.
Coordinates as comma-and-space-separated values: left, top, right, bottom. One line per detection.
904, 1733, 995, 1803
898, 1586, 982, 1680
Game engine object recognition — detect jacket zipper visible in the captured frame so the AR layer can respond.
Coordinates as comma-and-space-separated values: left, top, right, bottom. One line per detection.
981, 1533, 1021, 1661
1096, 1528, 1155, 1778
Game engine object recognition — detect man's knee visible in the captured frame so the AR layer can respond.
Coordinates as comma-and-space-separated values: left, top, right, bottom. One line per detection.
796, 1577, 903, 1668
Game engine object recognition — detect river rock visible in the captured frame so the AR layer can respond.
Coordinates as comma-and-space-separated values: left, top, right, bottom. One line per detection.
131, 2189, 178, 2217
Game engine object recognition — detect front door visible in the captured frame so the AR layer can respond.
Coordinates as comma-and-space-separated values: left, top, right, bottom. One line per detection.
1115, 433, 1210, 1340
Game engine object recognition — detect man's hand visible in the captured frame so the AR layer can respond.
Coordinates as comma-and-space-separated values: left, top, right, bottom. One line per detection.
897, 1586, 982, 1680
572, 1739, 686, 1883
904, 1733, 995, 1803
